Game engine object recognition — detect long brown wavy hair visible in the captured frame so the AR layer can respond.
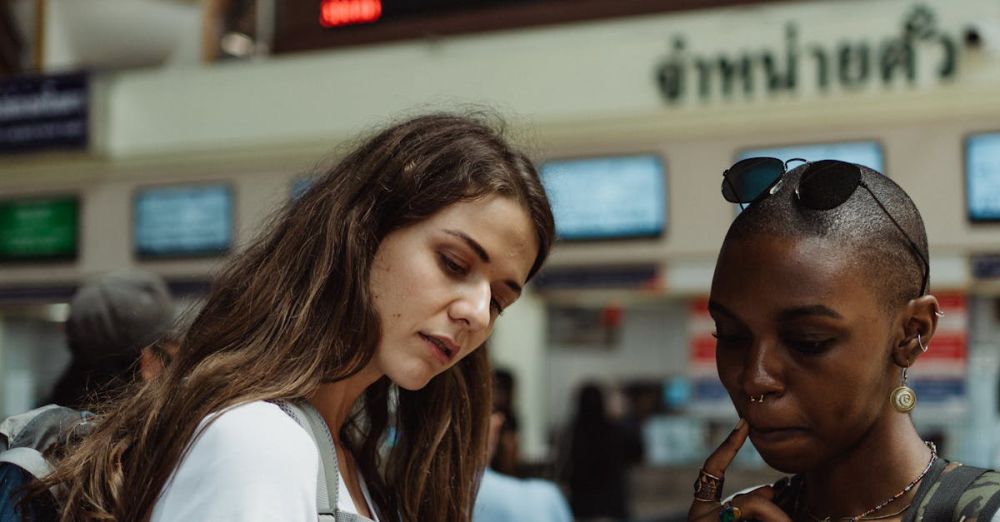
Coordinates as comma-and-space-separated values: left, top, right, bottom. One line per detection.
37, 113, 555, 521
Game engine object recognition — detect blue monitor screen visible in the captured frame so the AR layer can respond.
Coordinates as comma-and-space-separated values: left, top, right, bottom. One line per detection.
134, 184, 233, 258
966, 132, 1000, 222
540, 155, 666, 240
736, 141, 885, 174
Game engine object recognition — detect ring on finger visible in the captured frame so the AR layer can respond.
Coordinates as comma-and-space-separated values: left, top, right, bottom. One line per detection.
693, 468, 724, 502
719, 501, 743, 522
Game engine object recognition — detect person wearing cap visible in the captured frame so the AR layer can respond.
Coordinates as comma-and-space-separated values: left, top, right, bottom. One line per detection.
45, 270, 175, 410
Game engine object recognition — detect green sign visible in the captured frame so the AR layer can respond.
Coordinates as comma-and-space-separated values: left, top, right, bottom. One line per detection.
0, 197, 78, 261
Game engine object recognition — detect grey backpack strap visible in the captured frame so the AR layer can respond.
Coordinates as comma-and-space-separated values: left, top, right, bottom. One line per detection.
274, 401, 376, 522
276, 400, 338, 519
0, 446, 62, 498
0, 447, 51, 479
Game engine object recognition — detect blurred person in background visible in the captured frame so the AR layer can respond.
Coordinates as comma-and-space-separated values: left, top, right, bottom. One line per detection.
562, 382, 643, 522
474, 387, 572, 522
1, 270, 177, 522
688, 159, 1000, 521
33, 113, 555, 522
491, 368, 521, 476
46, 270, 175, 410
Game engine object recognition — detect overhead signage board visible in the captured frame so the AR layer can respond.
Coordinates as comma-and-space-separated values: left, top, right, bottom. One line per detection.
0, 196, 79, 262
0, 72, 88, 153
134, 184, 234, 259
966, 132, 1000, 222
541, 154, 666, 241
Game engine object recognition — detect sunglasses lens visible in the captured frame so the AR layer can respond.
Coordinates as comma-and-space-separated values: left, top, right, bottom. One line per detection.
722, 158, 786, 204
798, 160, 862, 210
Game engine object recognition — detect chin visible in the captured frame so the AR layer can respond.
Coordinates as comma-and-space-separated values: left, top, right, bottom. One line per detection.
754, 444, 822, 475
386, 366, 436, 391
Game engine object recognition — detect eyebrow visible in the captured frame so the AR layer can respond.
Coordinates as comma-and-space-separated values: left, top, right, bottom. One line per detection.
708, 301, 843, 322
443, 229, 523, 295
707, 300, 738, 320
776, 305, 844, 322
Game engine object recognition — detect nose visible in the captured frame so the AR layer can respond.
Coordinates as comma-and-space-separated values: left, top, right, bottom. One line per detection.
740, 338, 785, 399
449, 280, 492, 333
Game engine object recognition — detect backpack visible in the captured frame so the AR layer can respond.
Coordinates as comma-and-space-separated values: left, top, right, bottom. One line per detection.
774, 457, 1000, 521
0, 405, 94, 522
904, 458, 1000, 521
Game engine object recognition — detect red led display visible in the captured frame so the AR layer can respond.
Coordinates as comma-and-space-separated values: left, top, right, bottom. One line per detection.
319, 0, 383, 28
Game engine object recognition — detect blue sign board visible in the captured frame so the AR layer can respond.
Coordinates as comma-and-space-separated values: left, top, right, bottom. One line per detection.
134, 184, 234, 258
966, 132, 1000, 222
0, 72, 88, 153
540, 154, 667, 240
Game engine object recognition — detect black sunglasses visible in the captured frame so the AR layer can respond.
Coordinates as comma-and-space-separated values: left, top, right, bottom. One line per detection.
721, 157, 929, 296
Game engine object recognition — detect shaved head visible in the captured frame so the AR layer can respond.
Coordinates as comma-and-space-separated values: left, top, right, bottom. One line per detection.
722, 163, 928, 311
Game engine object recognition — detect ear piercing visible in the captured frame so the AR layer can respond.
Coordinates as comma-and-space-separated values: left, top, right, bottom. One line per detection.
917, 333, 928, 353
935, 310, 945, 317
748, 394, 766, 403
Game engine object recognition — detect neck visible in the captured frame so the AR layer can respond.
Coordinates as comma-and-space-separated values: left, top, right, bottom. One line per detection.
802, 412, 932, 520
306, 363, 383, 444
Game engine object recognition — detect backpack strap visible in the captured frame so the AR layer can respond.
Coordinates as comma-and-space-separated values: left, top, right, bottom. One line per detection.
921, 464, 988, 521
275, 400, 376, 522
0, 447, 51, 480
903, 458, 947, 522
0, 447, 62, 499
276, 400, 339, 518
979, 484, 1000, 521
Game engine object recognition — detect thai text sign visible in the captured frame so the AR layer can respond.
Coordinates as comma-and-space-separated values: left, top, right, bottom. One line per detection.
0, 72, 88, 153
655, 5, 964, 104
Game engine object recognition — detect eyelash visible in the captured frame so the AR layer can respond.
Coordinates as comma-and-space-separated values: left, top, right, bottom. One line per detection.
439, 253, 505, 316
439, 253, 467, 275
786, 339, 834, 355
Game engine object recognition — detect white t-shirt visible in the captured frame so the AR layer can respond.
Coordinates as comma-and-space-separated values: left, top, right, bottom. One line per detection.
151, 401, 377, 522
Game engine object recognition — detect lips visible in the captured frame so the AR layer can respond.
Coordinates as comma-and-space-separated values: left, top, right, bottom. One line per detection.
420, 333, 458, 364
748, 425, 809, 445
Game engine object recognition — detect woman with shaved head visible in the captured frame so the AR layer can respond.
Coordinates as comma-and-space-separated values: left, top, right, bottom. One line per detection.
688, 159, 1000, 522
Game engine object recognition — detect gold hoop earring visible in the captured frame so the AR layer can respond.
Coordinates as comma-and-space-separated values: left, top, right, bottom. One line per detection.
891, 367, 917, 413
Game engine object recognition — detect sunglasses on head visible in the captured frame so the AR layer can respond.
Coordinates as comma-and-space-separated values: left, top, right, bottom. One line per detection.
721, 157, 929, 296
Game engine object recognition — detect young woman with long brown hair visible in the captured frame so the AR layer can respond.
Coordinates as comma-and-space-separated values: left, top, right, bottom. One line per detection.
37, 113, 555, 521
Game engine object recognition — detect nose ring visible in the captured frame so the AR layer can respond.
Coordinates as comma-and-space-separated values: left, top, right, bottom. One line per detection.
748, 394, 766, 403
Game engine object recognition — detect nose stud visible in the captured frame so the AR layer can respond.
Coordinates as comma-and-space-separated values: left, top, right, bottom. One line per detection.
748, 394, 766, 403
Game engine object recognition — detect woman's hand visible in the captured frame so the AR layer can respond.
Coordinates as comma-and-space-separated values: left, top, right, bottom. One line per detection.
687, 419, 791, 522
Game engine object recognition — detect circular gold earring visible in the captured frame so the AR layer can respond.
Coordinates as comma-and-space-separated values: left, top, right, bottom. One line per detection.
891, 367, 917, 413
